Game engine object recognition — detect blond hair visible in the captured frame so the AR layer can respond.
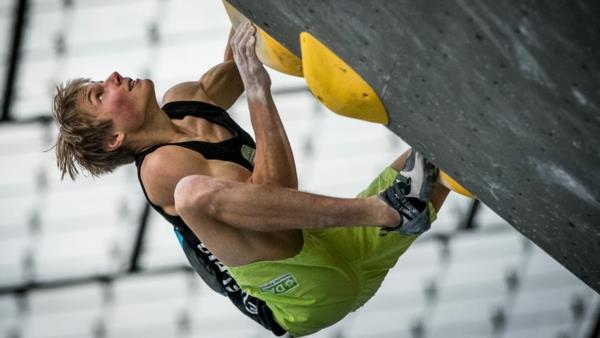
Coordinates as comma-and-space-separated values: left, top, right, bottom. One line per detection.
52, 78, 135, 180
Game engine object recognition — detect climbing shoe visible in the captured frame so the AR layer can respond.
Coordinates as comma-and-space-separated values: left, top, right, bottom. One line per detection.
379, 150, 438, 235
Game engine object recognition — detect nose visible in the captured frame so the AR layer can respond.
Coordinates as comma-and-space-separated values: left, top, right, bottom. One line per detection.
106, 71, 122, 86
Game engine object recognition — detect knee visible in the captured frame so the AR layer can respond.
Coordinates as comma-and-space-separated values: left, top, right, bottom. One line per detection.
174, 175, 221, 217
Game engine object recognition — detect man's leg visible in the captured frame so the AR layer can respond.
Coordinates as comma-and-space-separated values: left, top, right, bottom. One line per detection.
173, 174, 406, 266
349, 150, 446, 307
173, 150, 440, 266
173, 150, 443, 241
174, 175, 401, 233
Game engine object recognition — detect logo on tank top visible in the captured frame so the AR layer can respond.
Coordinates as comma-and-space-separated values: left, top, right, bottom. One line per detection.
241, 144, 255, 164
260, 273, 299, 295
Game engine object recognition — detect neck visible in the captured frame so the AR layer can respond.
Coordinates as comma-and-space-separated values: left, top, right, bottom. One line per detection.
126, 104, 189, 154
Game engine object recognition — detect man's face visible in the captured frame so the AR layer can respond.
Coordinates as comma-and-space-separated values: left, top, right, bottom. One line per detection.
80, 71, 155, 138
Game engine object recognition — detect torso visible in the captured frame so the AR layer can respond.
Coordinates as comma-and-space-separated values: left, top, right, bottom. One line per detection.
161, 115, 252, 215
137, 101, 302, 267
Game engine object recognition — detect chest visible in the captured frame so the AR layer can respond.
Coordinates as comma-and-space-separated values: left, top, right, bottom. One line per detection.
169, 115, 254, 179
176, 115, 235, 143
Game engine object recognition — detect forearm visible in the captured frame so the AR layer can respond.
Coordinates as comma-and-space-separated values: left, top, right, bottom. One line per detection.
174, 175, 398, 232
247, 87, 298, 188
230, 22, 298, 188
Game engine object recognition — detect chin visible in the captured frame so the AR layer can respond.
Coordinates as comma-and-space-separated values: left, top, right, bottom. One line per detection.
142, 78, 155, 88
139, 79, 155, 97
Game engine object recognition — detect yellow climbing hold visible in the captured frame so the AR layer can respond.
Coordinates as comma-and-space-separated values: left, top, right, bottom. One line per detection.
300, 32, 389, 124
439, 171, 475, 198
223, 0, 303, 77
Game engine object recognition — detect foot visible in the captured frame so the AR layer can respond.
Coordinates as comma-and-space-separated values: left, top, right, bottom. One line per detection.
379, 151, 438, 235
399, 150, 437, 201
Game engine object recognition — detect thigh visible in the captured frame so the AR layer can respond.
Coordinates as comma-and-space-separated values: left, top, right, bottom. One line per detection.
182, 211, 254, 266
180, 207, 302, 267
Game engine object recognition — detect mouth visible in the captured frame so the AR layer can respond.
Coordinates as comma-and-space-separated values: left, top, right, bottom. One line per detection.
128, 79, 138, 91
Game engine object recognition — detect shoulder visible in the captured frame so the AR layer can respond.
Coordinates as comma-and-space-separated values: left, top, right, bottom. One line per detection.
140, 145, 209, 210
162, 82, 218, 107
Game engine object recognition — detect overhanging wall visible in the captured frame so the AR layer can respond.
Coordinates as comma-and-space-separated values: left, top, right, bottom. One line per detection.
228, 0, 600, 292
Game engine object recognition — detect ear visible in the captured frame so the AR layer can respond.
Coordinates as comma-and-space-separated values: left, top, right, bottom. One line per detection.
106, 132, 125, 151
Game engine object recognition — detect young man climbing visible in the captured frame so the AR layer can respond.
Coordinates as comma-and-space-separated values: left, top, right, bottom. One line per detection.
52, 21, 448, 336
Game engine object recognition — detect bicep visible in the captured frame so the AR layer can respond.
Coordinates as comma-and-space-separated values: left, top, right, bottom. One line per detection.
200, 60, 244, 110
161, 61, 243, 110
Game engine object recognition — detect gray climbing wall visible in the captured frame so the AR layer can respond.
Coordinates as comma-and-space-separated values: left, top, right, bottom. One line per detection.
227, 0, 600, 292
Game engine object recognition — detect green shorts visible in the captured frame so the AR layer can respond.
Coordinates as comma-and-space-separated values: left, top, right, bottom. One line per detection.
311, 166, 433, 308
229, 166, 434, 336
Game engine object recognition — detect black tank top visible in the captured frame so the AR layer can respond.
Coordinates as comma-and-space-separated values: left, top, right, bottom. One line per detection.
134, 101, 284, 335
137, 100, 256, 172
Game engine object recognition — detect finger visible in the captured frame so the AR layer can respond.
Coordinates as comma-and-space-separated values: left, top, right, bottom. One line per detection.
232, 21, 250, 44
237, 21, 252, 38
244, 35, 256, 54
232, 22, 257, 62
236, 34, 253, 56
239, 24, 254, 43
234, 20, 250, 33
230, 29, 243, 50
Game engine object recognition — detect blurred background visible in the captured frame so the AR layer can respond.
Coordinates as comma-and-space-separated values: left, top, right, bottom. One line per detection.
0, 0, 598, 337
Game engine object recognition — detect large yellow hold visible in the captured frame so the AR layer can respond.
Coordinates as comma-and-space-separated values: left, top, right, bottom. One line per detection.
300, 32, 389, 125
222, 0, 303, 77
222, 3, 474, 199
